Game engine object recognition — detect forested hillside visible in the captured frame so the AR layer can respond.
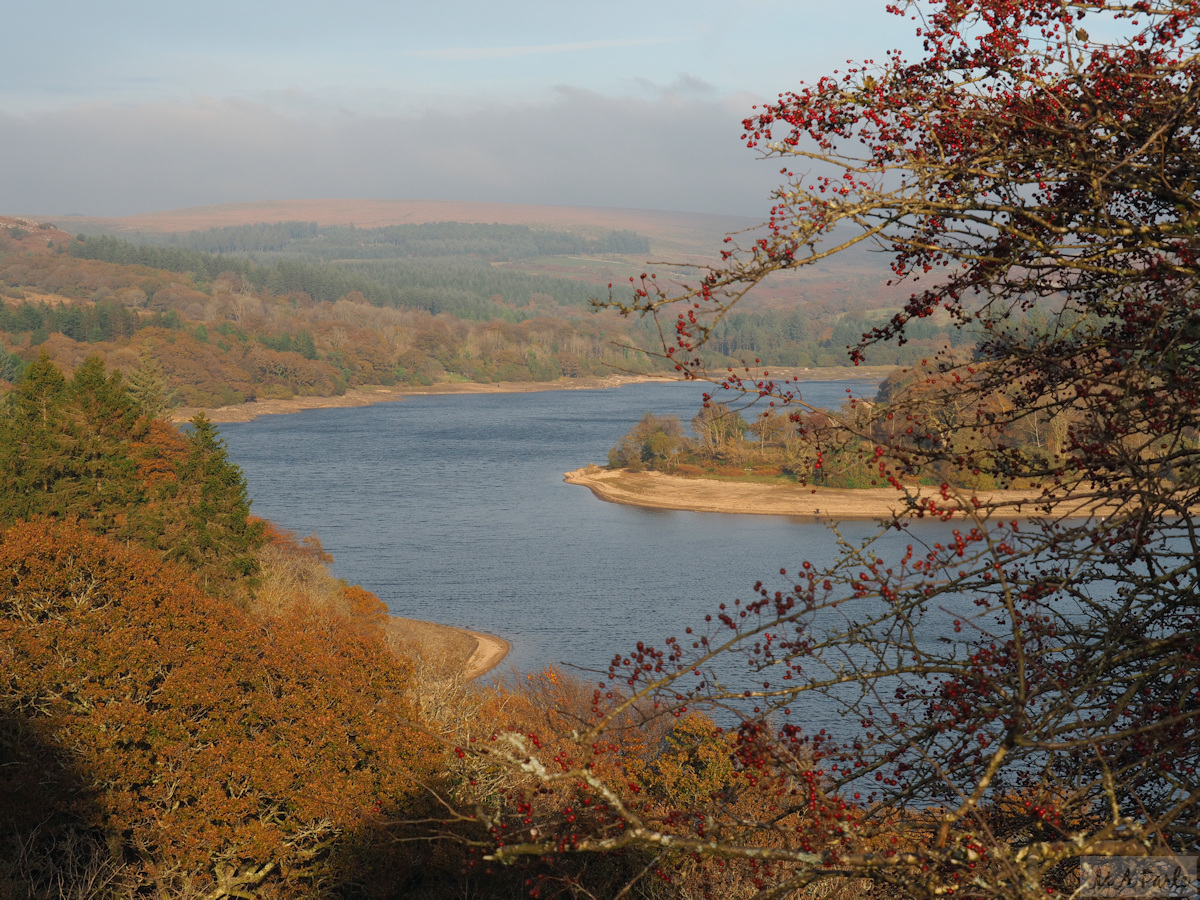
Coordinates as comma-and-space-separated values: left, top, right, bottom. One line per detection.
0, 214, 967, 410
125, 220, 651, 260
0, 222, 665, 407
66, 231, 617, 313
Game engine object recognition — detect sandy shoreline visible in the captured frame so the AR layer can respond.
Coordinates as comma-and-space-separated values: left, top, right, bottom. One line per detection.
170, 375, 677, 424
167, 366, 895, 425
384, 615, 510, 681
463, 631, 511, 680
564, 465, 1053, 520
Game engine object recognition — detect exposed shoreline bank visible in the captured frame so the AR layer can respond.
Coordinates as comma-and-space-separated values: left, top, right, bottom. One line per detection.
384, 615, 510, 681
564, 465, 1054, 520
169, 375, 675, 424
168, 366, 895, 425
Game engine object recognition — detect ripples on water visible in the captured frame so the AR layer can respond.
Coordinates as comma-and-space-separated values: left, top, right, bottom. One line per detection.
220, 379, 958, 677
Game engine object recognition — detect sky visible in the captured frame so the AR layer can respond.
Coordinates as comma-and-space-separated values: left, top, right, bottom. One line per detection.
0, 0, 922, 218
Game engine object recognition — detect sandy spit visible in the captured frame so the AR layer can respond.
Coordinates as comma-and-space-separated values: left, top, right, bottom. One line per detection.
564, 465, 1053, 520
384, 615, 510, 681
461, 631, 512, 680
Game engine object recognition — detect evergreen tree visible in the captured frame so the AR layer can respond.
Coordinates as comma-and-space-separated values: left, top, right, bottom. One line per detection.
0, 351, 25, 384
68, 355, 139, 437
125, 347, 173, 419
296, 330, 318, 360
0, 352, 72, 522
0, 356, 263, 593
170, 413, 264, 586
0, 355, 149, 528
60, 357, 142, 527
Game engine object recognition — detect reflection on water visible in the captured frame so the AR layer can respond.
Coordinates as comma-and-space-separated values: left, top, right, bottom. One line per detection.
220, 379, 960, 677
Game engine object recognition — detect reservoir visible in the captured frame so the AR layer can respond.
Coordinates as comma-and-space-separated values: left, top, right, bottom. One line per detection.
220, 378, 949, 677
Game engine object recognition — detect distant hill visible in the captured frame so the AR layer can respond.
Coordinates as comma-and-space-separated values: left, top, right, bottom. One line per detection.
53, 198, 910, 312
0, 215, 74, 251
52, 199, 757, 261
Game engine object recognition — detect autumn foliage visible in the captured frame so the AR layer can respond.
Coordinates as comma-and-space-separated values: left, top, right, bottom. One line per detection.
0, 519, 443, 895
0, 245, 663, 409
0, 357, 454, 897
459, 0, 1200, 897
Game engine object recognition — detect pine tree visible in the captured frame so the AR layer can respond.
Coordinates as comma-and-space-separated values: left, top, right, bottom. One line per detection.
125, 346, 173, 419
296, 330, 318, 360
0, 352, 72, 522
169, 413, 265, 587
0, 351, 25, 384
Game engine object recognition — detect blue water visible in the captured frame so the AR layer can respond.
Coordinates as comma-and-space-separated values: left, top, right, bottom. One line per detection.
219, 379, 954, 677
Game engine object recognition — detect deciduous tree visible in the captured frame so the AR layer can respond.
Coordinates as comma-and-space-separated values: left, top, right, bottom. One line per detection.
0, 520, 440, 896
608, 412, 689, 471
468, 0, 1200, 896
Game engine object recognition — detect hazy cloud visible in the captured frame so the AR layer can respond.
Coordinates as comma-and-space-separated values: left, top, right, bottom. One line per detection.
631, 75, 719, 97
414, 37, 679, 61
0, 89, 784, 218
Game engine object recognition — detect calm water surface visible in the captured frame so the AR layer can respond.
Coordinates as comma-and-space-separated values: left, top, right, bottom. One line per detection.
221, 379, 953, 676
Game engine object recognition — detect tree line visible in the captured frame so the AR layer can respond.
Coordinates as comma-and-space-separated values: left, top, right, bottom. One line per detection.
65, 234, 606, 316
708, 306, 971, 368
607, 358, 1095, 492
133, 220, 651, 260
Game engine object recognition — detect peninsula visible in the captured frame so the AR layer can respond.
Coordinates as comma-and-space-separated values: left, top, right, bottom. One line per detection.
564, 465, 1055, 519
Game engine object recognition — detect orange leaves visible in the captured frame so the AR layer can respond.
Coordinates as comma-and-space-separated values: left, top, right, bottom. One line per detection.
0, 519, 440, 891
130, 417, 189, 487
251, 530, 389, 646
341, 583, 388, 626
260, 519, 334, 564
641, 712, 737, 806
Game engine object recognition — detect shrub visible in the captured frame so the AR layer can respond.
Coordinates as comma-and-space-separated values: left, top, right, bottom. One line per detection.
0, 520, 441, 895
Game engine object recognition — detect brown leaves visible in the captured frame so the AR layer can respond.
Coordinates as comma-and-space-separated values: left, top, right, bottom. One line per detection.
0, 519, 441, 891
